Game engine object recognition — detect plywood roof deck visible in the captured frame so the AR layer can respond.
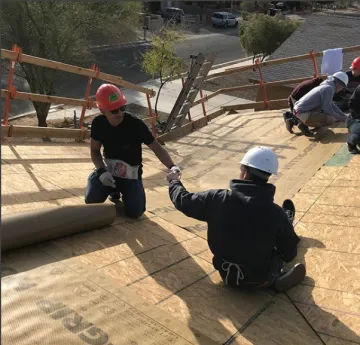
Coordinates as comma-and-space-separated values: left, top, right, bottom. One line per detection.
2, 110, 360, 344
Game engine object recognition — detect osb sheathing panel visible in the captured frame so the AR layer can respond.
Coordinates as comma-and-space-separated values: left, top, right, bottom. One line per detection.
347, 155, 360, 167
158, 272, 274, 344
1, 195, 84, 215
307, 204, 360, 218
1, 162, 93, 174
97, 244, 193, 286
333, 166, 360, 180
231, 296, 325, 345
321, 334, 360, 345
296, 222, 360, 254
128, 255, 215, 304
291, 247, 360, 295
301, 212, 360, 228
1, 173, 76, 208
288, 285, 360, 343
317, 187, 360, 207
2, 262, 218, 345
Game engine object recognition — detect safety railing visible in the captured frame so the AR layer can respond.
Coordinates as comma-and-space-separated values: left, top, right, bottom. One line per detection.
192, 44, 360, 113
2, 44, 360, 142
1, 44, 157, 137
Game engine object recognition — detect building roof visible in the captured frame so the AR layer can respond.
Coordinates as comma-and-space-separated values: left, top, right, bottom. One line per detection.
261, 12, 360, 84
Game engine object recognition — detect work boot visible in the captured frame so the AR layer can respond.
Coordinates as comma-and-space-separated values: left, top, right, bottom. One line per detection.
348, 143, 360, 154
274, 263, 306, 292
109, 192, 121, 203
282, 111, 293, 123
285, 119, 294, 134
282, 199, 296, 224
298, 123, 315, 137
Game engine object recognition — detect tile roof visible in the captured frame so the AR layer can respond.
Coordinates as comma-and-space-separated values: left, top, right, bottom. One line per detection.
259, 12, 360, 84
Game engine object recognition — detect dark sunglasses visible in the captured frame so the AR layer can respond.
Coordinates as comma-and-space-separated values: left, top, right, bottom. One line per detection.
110, 105, 126, 114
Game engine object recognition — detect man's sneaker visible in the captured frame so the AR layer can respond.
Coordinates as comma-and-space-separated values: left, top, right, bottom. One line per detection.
274, 263, 306, 292
285, 119, 294, 134
109, 193, 121, 203
282, 199, 296, 224
348, 143, 360, 154
298, 123, 315, 137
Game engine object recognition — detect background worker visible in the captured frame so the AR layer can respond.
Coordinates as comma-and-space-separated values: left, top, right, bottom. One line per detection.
85, 83, 180, 219
283, 76, 325, 134
346, 85, 360, 154
166, 146, 305, 292
333, 57, 360, 111
289, 71, 349, 137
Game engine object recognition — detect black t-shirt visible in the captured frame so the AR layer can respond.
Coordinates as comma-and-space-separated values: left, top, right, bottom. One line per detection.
90, 112, 155, 166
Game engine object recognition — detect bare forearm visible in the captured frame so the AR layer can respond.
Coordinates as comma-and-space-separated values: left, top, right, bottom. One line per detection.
91, 150, 105, 169
154, 146, 175, 169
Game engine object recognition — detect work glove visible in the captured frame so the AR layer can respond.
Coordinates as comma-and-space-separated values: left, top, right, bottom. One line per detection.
170, 165, 181, 173
167, 170, 181, 183
99, 171, 116, 188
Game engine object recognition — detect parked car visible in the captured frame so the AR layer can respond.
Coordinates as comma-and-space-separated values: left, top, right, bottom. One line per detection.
160, 7, 185, 23
211, 12, 238, 28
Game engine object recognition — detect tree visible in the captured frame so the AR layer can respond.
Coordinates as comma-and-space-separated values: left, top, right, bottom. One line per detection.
0, 1, 141, 127
140, 28, 187, 118
241, 1, 269, 19
239, 14, 301, 62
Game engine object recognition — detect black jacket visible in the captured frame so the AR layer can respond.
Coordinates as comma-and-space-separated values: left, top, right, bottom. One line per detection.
346, 86, 360, 133
169, 179, 300, 282
349, 85, 360, 118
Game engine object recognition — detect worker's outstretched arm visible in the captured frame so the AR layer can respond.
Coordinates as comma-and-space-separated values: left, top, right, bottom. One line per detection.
168, 180, 219, 222
276, 214, 300, 262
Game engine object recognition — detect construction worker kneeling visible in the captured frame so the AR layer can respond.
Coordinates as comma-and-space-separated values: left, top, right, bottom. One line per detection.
285, 72, 349, 137
85, 84, 179, 219
347, 85, 360, 154
166, 146, 305, 292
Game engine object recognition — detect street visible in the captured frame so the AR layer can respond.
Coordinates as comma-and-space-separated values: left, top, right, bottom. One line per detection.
2, 24, 245, 117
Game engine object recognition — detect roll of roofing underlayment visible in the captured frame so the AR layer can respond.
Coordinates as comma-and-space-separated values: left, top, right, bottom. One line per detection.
1, 204, 116, 251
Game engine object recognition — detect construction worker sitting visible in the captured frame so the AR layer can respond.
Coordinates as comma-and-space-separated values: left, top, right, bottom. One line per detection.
85, 83, 180, 218
166, 146, 305, 292
333, 56, 360, 112
286, 71, 349, 137
346, 85, 360, 154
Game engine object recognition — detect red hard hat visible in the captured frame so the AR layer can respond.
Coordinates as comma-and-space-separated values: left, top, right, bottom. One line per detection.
96, 84, 127, 111
351, 57, 360, 70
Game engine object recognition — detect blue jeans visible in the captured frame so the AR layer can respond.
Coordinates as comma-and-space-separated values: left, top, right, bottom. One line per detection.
85, 171, 146, 219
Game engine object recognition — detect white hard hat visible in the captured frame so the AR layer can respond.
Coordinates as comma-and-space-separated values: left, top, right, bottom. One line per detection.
240, 146, 279, 175
331, 71, 349, 86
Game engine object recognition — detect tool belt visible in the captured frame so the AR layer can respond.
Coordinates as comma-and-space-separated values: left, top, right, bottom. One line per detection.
104, 158, 140, 180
